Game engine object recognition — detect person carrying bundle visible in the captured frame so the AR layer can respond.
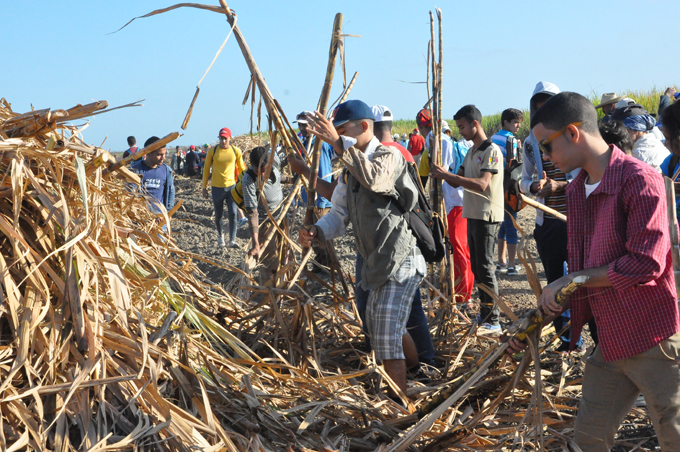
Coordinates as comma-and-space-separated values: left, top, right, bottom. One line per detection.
299, 100, 426, 401
201, 127, 246, 248
510, 92, 680, 452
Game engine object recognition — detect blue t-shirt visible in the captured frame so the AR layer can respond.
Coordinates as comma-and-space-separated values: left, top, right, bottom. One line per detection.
298, 134, 334, 209
660, 154, 680, 223
491, 129, 518, 166
136, 161, 167, 205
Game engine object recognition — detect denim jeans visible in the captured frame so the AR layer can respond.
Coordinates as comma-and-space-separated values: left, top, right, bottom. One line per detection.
467, 219, 501, 326
355, 253, 435, 365
212, 185, 237, 242
497, 210, 518, 245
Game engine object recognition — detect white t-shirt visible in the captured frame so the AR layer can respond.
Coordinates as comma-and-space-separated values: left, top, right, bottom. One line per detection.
585, 180, 601, 199
427, 132, 464, 212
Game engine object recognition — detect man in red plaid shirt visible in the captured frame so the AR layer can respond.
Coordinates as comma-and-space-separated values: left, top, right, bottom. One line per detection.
510, 92, 680, 451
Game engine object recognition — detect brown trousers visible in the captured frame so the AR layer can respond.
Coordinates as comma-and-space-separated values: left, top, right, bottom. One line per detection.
574, 330, 680, 451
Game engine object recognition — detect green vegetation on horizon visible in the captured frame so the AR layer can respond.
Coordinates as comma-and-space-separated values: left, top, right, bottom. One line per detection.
391, 87, 666, 143
150, 87, 665, 152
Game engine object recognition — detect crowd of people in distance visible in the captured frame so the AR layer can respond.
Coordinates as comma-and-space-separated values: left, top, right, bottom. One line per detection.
124, 83, 680, 451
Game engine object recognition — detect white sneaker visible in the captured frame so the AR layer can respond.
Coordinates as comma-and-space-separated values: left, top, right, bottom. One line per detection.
217, 235, 226, 247
477, 323, 502, 336
229, 241, 238, 249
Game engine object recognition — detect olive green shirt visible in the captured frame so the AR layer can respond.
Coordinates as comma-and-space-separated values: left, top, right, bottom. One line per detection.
460, 140, 504, 222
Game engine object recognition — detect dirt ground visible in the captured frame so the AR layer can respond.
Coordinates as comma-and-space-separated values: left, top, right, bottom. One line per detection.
171, 161, 657, 451
173, 172, 568, 329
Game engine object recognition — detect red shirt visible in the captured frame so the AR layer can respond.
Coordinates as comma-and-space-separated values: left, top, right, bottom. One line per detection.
381, 141, 414, 163
408, 134, 425, 156
567, 146, 679, 362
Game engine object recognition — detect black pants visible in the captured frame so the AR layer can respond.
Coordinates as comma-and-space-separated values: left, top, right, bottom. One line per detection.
534, 217, 583, 345
534, 217, 568, 283
467, 219, 501, 325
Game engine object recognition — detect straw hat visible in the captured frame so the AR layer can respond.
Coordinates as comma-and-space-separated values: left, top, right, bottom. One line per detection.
595, 93, 624, 109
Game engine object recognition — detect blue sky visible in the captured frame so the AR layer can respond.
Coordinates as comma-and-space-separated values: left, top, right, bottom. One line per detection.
3, 1, 677, 152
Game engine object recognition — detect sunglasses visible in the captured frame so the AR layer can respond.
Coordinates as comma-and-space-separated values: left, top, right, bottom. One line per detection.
538, 121, 582, 156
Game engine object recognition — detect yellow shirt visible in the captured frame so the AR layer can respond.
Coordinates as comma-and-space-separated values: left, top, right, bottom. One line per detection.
419, 147, 430, 176
202, 145, 247, 188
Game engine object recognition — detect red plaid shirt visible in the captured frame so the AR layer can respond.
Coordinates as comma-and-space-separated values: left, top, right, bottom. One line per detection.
567, 146, 679, 362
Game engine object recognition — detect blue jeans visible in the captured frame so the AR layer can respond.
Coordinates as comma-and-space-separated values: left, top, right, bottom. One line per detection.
212, 185, 237, 241
498, 210, 518, 245
355, 253, 435, 365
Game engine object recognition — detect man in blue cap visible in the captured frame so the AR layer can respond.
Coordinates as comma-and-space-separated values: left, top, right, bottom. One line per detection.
299, 100, 425, 403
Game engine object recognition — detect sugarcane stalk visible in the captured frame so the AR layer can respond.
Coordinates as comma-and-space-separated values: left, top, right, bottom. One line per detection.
425, 41, 432, 110
520, 194, 567, 222
338, 71, 358, 105
273, 99, 306, 154
415, 274, 588, 420
102, 131, 179, 176
217, 1, 298, 164
304, 13, 342, 230
387, 276, 589, 452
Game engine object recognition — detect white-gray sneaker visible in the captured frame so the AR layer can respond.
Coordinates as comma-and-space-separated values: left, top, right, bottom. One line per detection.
229, 241, 238, 249
217, 235, 226, 247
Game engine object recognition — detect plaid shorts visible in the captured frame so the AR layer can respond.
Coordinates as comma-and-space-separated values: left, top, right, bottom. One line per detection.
366, 247, 426, 361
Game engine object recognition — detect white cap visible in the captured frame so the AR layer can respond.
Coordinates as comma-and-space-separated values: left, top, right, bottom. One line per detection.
441, 120, 451, 132
371, 105, 393, 123
293, 110, 314, 124
393, 133, 400, 140
615, 98, 635, 110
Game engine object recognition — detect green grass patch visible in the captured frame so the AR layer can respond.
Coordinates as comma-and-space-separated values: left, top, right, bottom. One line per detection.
391, 87, 665, 143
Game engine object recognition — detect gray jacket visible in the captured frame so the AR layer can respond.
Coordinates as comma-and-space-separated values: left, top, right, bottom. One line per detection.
316, 137, 417, 289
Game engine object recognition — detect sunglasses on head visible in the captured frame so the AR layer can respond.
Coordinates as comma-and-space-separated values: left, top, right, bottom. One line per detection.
539, 121, 582, 156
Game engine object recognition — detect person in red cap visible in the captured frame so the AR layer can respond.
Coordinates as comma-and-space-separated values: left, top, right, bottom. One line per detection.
185, 145, 200, 177
202, 127, 246, 248
415, 111, 433, 188
409, 126, 426, 185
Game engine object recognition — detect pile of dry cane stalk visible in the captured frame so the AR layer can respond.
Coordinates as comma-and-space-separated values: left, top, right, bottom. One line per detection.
1, 98, 637, 452
0, 3, 656, 447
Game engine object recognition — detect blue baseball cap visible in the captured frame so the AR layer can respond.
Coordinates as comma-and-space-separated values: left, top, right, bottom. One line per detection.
331, 100, 374, 127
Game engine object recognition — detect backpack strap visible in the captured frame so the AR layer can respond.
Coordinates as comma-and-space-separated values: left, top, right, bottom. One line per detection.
506, 135, 516, 164
669, 154, 680, 179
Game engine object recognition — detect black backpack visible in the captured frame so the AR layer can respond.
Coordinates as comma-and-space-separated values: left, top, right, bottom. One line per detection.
342, 160, 446, 263
394, 162, 447, 263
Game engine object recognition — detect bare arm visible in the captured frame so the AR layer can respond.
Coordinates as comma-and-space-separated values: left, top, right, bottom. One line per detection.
431, 163, 493, 193
539, 266, 610, 316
